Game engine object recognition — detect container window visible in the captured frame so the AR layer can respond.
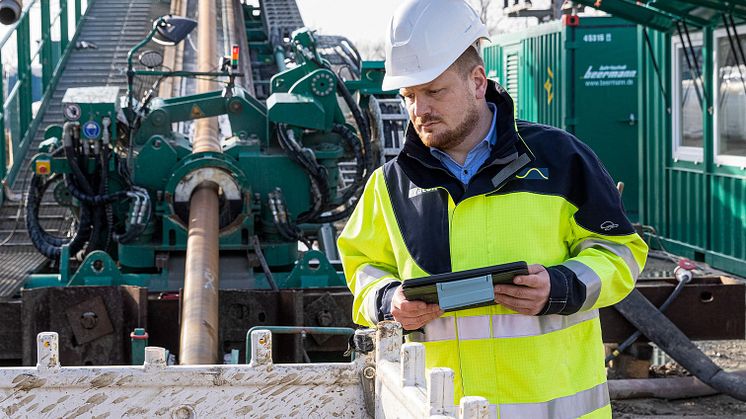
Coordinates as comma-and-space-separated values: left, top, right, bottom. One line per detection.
714, 27, 746, 165
671, 33, 704, 163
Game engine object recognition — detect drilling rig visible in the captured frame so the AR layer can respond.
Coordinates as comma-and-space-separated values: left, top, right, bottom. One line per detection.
0, 0, 407, 367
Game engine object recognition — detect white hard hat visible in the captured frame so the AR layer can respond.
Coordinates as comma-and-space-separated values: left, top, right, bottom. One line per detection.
381, 0, 489, 91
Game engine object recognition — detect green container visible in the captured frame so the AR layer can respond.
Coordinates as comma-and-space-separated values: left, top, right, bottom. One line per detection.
486, 15, 746, 277
639, 26, 746, 277
483, 17, 641, 220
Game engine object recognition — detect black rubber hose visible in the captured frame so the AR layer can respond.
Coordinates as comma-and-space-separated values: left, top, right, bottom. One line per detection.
26, 173, 92, 259
606, 277, 688, 364
330, 123, 365, 203
113, 187, 152, 244
307, 124, 366, 224
614, 289, 746, 401
63, 174, 128, 205
102, 149, 114, 252
27, 173, 69, 247
114, 221, 145, 244
63, 138, 94, 197
276, 125, 329, 221
90, 149, 112, 252
294, 124, 365, 224
334, 74, 373, 174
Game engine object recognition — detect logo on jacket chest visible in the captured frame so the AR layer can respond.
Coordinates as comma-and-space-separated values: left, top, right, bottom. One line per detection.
515, 167, 549, 180
408, 186, 439, 199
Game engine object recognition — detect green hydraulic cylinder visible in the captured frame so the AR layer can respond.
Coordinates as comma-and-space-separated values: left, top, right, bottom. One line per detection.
130, 328, 149, 365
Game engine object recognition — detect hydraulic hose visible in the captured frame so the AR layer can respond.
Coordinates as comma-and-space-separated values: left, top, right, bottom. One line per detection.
329, 123, 365, 205
614, 289, 746, 401
62, 122, 94, 196
63, 173, 129, 205
26, 173, 92, 259
112, 186, 152, 244
334, 73, 372, 174
607, 265, 693, 364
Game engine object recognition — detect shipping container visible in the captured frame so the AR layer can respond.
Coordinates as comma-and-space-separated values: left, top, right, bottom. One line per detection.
485, 8, 746, 277
483, 17, 642, 220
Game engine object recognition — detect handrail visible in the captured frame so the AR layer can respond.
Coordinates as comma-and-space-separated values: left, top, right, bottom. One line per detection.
0, 0, 91, 204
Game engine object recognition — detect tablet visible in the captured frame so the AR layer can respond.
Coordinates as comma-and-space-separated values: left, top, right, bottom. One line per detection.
401, 261, 529, 311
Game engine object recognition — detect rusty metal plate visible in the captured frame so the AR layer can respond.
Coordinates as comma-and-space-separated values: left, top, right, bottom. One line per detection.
0, 301, 21, 362
148, 290, 307, 364
65, 295, 115, 345
304, 292, 348, 345
22, 286, 147, 366
601, 277, 746, 342
303, 288, 355, 354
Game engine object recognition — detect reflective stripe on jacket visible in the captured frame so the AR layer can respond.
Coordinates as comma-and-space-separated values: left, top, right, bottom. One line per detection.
338, 81, 648, 418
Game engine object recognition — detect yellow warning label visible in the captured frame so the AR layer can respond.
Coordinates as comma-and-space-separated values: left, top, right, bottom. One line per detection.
191, 104, 205, 118
544, 67, 554, 105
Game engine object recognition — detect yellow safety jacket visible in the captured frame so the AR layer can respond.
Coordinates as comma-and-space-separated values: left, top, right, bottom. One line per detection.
338, 81, 648, 418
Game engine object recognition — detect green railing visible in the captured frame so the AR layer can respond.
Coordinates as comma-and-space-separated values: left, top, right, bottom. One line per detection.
0, 0, 90, 204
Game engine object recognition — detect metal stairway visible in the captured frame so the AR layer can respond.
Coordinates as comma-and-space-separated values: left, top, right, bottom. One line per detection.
243, 0, 305, 99
0, 0, 157, 298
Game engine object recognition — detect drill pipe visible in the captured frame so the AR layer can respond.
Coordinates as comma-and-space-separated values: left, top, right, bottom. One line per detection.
179, 0, 222, 364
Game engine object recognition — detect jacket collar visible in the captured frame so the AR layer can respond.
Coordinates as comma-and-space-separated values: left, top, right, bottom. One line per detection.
395, 80, 534, 203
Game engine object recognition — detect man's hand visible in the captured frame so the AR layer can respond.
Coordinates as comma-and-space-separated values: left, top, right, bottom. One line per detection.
391, 286, 444, 330
493, 264, 550, 315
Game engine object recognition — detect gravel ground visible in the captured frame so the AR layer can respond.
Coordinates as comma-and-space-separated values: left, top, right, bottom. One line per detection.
611, 340, 746, 417
610, 252, 746, 417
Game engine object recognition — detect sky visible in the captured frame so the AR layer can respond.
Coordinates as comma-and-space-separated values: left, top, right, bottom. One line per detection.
295, 0, 400, 58
294, 0, 555, 59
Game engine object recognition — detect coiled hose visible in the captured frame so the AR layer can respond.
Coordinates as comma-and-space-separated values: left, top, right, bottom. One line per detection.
26, 172, 92, 259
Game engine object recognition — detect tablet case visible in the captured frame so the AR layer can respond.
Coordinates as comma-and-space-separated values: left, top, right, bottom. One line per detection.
401, 261, 529, 311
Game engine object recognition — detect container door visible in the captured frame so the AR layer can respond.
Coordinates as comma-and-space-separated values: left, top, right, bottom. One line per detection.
569, 20, 640, 220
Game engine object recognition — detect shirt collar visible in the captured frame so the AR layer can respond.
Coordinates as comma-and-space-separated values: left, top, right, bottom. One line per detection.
429, 102, 498, 158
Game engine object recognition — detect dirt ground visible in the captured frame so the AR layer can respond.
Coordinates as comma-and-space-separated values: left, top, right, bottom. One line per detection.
611, 252, 746, 417
611, 340, 746, 418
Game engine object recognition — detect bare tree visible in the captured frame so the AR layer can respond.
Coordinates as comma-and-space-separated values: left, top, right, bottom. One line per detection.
358, 40, 386, 61
474, 0, 491, 26
468, 0, 506, 35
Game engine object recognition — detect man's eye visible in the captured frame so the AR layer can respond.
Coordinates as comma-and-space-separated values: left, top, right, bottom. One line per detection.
429, 89, 443, 95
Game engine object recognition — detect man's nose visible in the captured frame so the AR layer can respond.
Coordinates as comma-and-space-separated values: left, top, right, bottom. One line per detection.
410, 97, 432, 119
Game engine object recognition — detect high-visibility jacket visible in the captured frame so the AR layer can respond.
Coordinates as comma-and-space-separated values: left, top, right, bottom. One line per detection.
338, 81, 648, 418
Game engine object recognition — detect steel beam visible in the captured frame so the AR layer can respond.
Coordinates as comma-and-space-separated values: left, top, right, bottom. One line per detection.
573, 0, 677, 32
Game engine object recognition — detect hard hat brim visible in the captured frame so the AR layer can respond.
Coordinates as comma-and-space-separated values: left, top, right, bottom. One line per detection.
381, 33, 491, 92
381, 60, 453, 92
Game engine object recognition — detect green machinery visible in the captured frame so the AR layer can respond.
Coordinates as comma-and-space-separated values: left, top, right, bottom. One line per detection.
15, 12, 399, 365
26, 22, 383, 290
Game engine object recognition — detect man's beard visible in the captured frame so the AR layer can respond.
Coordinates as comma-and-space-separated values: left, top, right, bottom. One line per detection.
415, 103, 480, 150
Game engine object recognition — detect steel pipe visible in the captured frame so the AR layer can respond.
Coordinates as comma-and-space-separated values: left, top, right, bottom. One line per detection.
179, 0, 222, 364
179, 183, 221, 364
609, 371, 746, 400
192, 0, 220, 154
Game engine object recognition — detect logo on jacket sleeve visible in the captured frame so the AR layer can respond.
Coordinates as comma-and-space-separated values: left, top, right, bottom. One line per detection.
600, 221, 620, 231
515, 167, 549, 180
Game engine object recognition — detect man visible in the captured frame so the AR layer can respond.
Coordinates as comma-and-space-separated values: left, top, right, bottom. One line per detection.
338, 0, 648, 417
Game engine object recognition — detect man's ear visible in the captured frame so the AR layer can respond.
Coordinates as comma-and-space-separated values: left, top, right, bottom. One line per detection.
472, 65, 488, 100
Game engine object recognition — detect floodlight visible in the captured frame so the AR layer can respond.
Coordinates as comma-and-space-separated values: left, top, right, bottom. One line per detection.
153, 15, 197, 46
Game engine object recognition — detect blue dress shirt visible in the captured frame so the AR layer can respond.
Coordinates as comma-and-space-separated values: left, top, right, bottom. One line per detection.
429, 103, 497, 184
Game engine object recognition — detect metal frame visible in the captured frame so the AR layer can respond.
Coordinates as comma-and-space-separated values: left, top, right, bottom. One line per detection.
0, 0, 92, 204
575, 0, 746, 29
671, 30, 705, 163
712, 23, 746, 168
